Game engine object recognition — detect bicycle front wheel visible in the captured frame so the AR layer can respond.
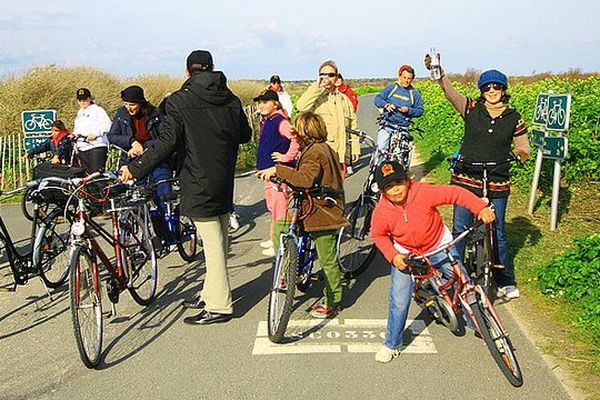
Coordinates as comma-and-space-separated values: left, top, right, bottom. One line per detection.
121, 211, 158, 306
337, 199, 376, 277
471, 293, 523, 387
69, 244, 103, 368
176, 214, 199, 262
36, 211, 71, 288
267, 235, 299, 343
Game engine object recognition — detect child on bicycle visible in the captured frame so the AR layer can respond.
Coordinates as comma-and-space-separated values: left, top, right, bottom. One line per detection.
257, 111, 348, 319
254, 89, 299, 257
24, 120, 74, 164
370, 160, 495, 363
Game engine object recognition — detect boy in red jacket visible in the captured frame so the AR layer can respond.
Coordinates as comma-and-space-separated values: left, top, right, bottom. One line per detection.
370, 161, 495, 363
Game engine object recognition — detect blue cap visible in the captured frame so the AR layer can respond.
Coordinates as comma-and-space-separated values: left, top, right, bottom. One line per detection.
477, 69, 508, 89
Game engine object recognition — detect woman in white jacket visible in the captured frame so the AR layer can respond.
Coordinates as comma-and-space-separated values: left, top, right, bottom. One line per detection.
73, 88, 112, 172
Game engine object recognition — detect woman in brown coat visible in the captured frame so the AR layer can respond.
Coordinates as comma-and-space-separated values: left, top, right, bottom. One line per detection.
258, 111, 348, 318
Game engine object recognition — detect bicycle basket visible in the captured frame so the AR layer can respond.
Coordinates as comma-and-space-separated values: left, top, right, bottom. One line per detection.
33, 162, 85, 180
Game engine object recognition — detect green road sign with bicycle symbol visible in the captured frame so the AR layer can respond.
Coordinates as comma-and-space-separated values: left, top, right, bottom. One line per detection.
542, 136, 568, 160
533, 93, 550, 125
21, 109, 56, 135
545, 94, 571, 131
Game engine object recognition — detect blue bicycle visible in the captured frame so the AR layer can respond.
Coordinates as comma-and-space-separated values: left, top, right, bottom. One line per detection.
151, 178, 199, 262
267, 176, 342, 343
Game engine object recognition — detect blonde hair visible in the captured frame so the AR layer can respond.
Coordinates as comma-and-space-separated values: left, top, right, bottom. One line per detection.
294, 112, 328, 147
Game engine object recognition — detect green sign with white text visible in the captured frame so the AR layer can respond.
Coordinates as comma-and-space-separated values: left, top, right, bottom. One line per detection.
531, 129, 545, 147
542, 136, 568, 160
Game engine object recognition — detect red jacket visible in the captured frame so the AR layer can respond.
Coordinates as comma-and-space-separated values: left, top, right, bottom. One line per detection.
338, 83, 358, 112
370, 181, 487, 262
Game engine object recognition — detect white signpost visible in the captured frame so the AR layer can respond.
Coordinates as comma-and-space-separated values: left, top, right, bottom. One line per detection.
527, 92, 571, 231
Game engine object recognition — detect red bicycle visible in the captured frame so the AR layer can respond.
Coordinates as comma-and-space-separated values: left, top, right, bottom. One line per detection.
407, 221, 523, 387
64, 172, 158, 368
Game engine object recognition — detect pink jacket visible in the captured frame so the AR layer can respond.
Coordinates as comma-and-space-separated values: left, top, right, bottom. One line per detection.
370, 181, 487, 262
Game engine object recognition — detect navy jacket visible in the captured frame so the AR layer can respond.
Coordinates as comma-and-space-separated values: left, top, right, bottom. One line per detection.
28, 132, 73, 164
107, 106, 164, 166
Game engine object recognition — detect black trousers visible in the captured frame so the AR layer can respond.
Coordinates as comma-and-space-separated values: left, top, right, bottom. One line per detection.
77, 147, 108, 173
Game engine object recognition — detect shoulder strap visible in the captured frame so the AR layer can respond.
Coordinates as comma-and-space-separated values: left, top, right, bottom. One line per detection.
386, 83, 400, 102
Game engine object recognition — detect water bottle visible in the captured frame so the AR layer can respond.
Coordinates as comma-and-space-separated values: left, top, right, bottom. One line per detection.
429, 48, 442, 80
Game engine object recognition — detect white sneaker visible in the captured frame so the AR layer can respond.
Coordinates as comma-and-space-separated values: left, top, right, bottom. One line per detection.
375, 345, 400, 363
261, 247, 276, 257
500, 285, 520, 299
260, 239, 273, 249
229, 212, 240, 231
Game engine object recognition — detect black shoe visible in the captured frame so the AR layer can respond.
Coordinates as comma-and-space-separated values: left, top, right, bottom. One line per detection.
182, 297, 206, 309
183, 310, 233, 325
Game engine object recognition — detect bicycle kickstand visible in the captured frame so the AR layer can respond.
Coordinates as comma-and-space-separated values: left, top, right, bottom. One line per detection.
37, 276, 55, 302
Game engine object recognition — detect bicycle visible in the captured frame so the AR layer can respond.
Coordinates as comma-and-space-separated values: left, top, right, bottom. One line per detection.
0, 178, 76, 293
336, 128, 381, 278
377, 117, 424, 170
451, 154, 519, 298
267, 176, 342, 343
407, 220, 523, 387
151, 178, 199, 261
66, 172, 158, 368
24, 113, 53, 131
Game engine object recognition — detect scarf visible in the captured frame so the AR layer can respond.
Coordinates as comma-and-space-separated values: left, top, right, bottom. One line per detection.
484, 101, 507, 119
51, 129, 70, 147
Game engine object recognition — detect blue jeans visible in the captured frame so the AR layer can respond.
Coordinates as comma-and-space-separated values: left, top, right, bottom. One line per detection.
452, 196, 515, 288
384, 248, 461, 349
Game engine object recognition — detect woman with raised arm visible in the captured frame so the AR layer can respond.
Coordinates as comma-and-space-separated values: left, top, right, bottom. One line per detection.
424, 54, 531, 300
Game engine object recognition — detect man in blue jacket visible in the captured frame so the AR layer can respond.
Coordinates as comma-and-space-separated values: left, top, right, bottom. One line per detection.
374, 64, 424, 164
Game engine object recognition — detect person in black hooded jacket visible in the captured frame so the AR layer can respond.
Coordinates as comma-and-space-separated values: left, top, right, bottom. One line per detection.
121, 50, 252, 325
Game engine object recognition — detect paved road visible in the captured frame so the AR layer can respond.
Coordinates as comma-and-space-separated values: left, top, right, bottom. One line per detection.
0, 95, 571, 400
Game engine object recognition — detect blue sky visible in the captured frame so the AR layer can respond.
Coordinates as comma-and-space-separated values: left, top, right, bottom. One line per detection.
0, 0, 598, 80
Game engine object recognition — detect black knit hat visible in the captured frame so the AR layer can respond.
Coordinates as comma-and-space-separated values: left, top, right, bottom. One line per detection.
186, 50, 213, 71
120, 85, 147, 104
253, 90, 279, 102
375, 161, 408, 189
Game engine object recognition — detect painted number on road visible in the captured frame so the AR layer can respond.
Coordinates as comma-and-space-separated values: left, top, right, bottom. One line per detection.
252, 319, 437, 355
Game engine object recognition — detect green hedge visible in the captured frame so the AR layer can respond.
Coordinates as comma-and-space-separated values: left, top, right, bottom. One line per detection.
538, 233, 600, 358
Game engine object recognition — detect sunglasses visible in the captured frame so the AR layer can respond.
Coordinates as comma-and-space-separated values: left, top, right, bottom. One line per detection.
481, 83, 505, 92
319, 72, 337, 78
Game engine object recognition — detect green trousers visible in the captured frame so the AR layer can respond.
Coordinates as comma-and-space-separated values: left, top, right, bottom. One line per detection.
273, 219, 342, 307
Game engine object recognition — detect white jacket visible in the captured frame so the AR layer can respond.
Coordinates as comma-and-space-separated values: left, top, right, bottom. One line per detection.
277, 90, 294, 118
73, 103, 111, 151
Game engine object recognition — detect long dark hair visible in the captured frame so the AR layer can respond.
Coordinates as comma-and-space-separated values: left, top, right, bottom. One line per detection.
51, 119, 67, 131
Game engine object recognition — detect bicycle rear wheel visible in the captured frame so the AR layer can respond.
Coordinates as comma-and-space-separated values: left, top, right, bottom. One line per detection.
121, 210, 158, 306
337, 199, 376, 277
470, 293, 523, 387
267, 235, 299, 343
176, 214, 198, 262
35, 209, 72, 288
69, 244, 103, 368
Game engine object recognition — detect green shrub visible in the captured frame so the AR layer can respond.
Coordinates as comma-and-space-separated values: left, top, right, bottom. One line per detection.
538, 233, 600, 354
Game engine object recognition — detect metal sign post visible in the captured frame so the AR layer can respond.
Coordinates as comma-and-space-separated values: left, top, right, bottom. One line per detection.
527, 93, 571, 230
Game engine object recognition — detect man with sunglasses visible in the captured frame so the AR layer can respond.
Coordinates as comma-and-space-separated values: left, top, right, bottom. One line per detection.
297, 60, 359, 179
424, 54, 531, 300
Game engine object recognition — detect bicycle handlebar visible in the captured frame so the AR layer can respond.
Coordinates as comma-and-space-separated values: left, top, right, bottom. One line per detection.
346, 128, 376, 147
456, 154, 520, 168
408, 220, 485, 262
269, 176, 344, 199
